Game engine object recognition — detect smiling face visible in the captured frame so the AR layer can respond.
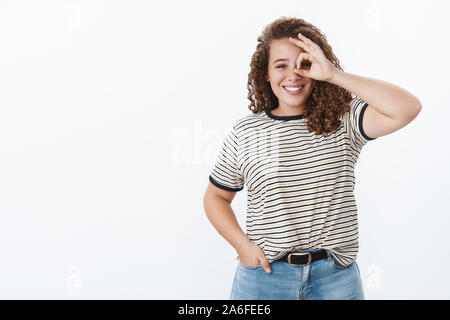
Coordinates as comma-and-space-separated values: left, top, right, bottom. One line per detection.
265, 38, 314, 116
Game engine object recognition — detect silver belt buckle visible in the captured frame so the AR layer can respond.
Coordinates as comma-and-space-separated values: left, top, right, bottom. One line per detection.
287, 252, 312, 266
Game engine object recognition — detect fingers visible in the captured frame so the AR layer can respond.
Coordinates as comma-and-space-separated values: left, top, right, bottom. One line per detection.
290, 33, 320, 56
288, 37, 310, 52
258, 253, 272, 273
297, 32, 321, 52
296, 52, 311, 69
297, 32, 314, 45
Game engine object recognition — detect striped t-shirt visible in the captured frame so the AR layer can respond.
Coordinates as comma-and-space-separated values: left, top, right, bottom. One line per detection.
209, 96, 377, 267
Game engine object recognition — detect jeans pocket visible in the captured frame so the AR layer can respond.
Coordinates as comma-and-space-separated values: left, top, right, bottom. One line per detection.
330, 255, 353, 270
238, 262, 260, 270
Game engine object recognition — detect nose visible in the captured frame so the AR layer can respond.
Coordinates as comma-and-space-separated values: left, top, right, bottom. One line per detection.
287, 66, 303, 80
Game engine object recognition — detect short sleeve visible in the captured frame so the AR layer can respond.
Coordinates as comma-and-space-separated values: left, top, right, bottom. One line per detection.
209, 124, 244, 192
343, 96, 377, 150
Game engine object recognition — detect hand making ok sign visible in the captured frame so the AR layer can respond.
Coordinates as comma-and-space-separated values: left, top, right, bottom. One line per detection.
288, 33, 338, 82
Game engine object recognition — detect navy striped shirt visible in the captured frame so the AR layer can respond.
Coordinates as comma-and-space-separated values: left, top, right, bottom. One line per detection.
209, 96, 376, 267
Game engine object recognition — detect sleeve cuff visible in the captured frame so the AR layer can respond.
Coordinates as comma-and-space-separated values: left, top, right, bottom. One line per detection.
359, 102, 377, 141
209, 175, 243, 192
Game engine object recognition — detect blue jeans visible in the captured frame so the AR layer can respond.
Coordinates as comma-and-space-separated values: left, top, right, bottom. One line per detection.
230, 249, 364, 300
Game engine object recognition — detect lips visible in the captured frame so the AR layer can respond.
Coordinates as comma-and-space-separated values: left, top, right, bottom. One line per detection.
282, 85, 305, 95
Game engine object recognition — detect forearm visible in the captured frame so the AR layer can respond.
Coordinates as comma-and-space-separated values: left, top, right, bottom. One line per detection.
204, 196, 250, 253
328, 70, 422, 120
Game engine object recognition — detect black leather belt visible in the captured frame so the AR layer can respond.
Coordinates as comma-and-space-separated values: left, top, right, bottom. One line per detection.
277, 249, 328, 266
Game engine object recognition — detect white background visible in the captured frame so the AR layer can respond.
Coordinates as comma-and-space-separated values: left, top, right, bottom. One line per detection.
0, 0, 448, 299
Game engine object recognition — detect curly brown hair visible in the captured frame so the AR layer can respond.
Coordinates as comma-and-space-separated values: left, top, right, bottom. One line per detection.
247, 16, 353, 137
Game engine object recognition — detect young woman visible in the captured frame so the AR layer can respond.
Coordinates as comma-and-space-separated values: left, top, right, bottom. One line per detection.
203, 17, 421, 300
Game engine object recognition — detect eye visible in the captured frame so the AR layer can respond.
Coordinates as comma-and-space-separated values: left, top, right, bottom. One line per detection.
276, 64, 286, 69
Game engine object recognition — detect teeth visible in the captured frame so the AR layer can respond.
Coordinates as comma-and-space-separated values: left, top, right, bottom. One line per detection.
284, 85, 304, 91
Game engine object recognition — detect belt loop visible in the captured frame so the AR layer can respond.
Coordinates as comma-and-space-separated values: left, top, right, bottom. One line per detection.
325, 249, 332, 261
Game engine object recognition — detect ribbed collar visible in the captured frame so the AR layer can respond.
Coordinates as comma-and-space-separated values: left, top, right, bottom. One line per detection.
265, 109, 304, 121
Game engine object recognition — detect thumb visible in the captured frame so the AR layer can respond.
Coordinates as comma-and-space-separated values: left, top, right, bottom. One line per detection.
259, 255, 272, 273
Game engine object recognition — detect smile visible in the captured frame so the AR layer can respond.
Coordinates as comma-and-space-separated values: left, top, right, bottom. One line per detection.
283, 85, 305, 95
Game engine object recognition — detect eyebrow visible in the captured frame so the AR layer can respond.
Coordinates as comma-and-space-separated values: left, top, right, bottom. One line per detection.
272, 58, 289, 64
